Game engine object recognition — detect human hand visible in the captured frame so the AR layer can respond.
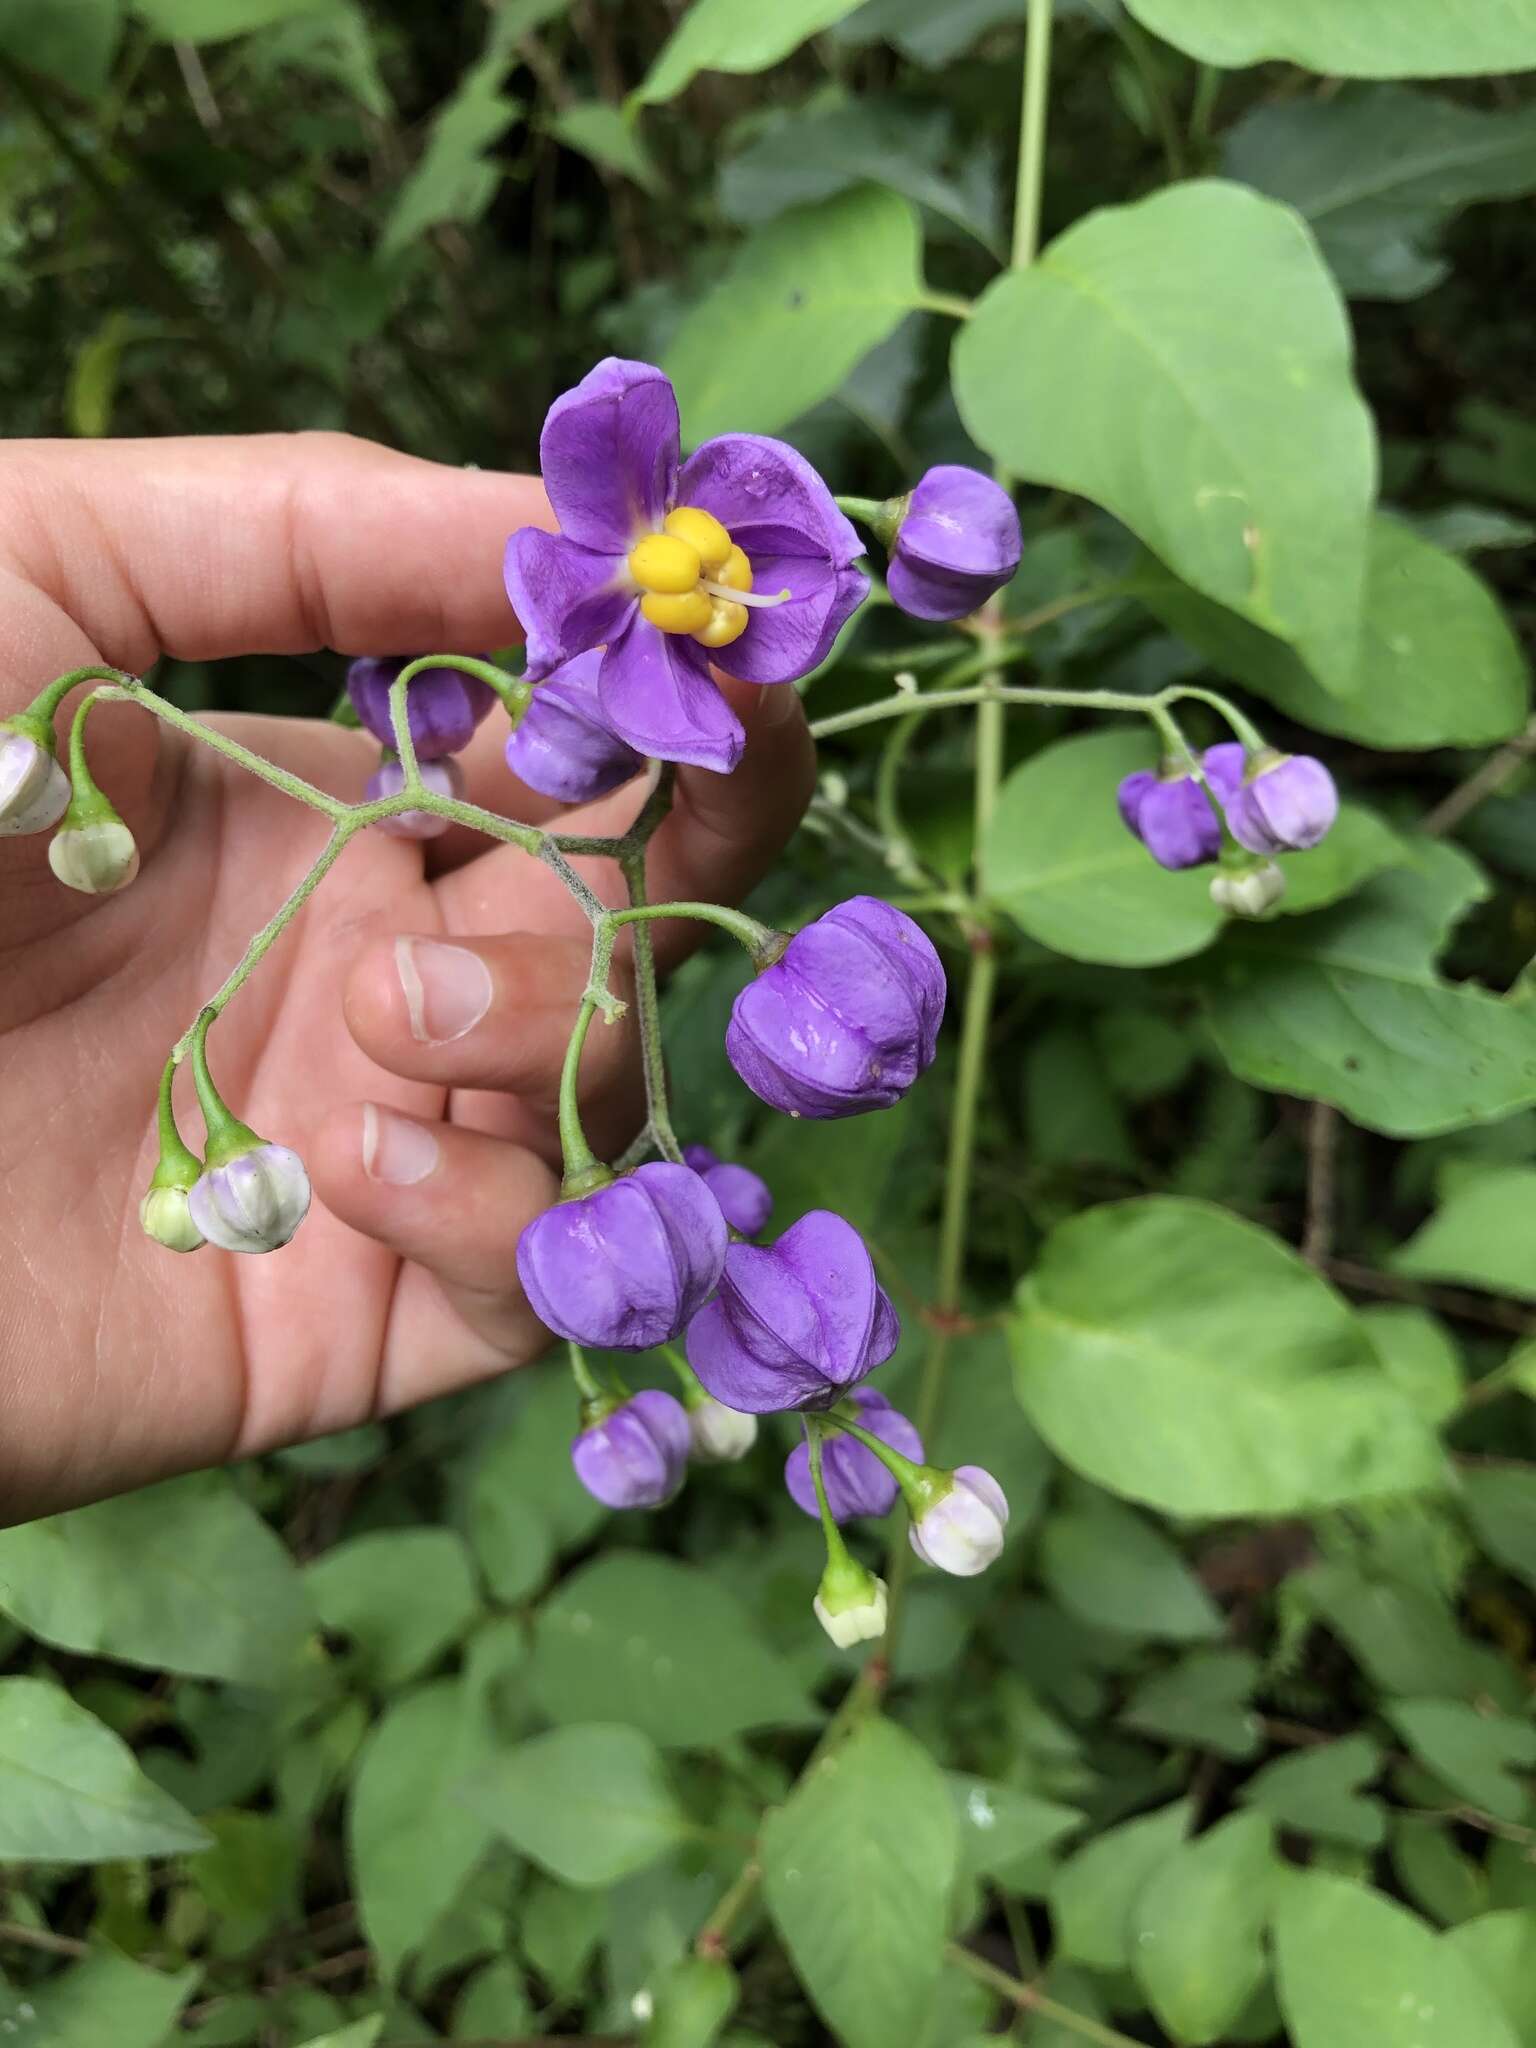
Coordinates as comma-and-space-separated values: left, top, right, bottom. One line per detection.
0, 433, 814, 1522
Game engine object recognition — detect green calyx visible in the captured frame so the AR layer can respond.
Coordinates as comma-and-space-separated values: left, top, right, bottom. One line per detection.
870, 491, 912, 553
577, 1391, 626, 1431
560, 1160, 617, 1200
816, 1546, 882, 1617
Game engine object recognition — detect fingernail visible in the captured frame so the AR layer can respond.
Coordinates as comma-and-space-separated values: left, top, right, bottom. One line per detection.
361, 1103, 440, 1186
396, 935, 493, 1044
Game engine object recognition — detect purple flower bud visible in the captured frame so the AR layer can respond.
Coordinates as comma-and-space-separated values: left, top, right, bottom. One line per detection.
909, 1464, 1009, 1576
346, 656, 496, 760
686, 1210, 899, 1414
189, 1142, 311, 1255
505, 651, 643, 805
1116, 767, 1222, 871
365, 755, 465, 838
682, 1143, 773, 1237
516, 1162, 728, 1351
784, 1388, 923, 1523
0, 730, 69, 838
886, 466, 1022, 623
1225, 751, 1339, 855
726, 896, 945, 1119
572, 1388, 690, 1509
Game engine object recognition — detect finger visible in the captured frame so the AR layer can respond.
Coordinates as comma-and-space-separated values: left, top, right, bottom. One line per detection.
342, 929, 642, 1163
307, 1101, 557, 1370
0, 432, 551, 679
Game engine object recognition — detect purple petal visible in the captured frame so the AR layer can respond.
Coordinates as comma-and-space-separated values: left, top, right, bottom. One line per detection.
1117, 770, 1158, 836
598, 614, 744, 773
677, 434, 862, 565
686, 1283, 838, 1413
773, 1211, 893, 1385
698, 1160, 773, 1237
503, 528, 634, 683
1201, 742, 1246, 806
900, 467, 1021, 579
1136, 778, 1222, 870
1229, 754, 1339, 855
346, 657, 496, 759
726, 556, 871, 686
540, 358, 680, 555
505, 649, 643, 805
784, 1388, 924, 1522
572, 1389, 690, 1509
366, 754, 464, 838
682, 1144, 720, 1173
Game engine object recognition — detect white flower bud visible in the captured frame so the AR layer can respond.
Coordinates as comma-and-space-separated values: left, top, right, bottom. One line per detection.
814, 1570, 888, 1650
138, 1185, 206, 1254
1210, 861, 1285, 918
0, 731, 70, 838
687, 1395, 758, 1464
48, 818, 140, 894
189, 1142, 311, 1254
909, 1464, 1009, 1577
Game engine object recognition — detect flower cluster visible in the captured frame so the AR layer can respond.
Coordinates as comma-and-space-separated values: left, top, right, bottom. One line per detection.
1118, 739, 1338, 917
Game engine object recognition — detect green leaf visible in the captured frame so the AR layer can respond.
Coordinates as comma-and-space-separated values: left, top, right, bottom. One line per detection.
22, 1948, 198, 2048
305, 1529, 480, 1688
1224, 87, 1536, 301
1360, 1306, 1465, 1425
348, 1681, 494, 1979
550, 101, 661, 190
378, 46, 519, 260
1275, 805, 1406, 917
832, 0, 1031, 67
0, 1678, 208, 1862
1130, 1812, 1276, 2045
1139, 515, 1531, 749
294, 2020, 385, 2048
1010, 1198, 1444, 1517
133, 0, 326, 38
1124, 0, 1536, 77
948, 1775, 1084, 1886
0, 1472, 312, 1687
954, 180, 1375, 697
1391, 1815, 1490, 1926
0, 0, 121, 96
640, 1955, 739, 2048
452, 1961, 535, 2041
531, 1551, 813, 1747
1464, 1467, 1536, 1592
521, 1876, 605, 1997
1385, 1701, 1536, 1825
1391, 1168, 1536, 1302
665, 186, 923, 444
189, 1811, 304, 1958
635, 0, 867, 105
1273, 1870, 1522, 2048
1202, 848, 1536, 1138
1239, 1735, 1386, 1849
761, 1717, 959, 2048
1297, 1559, 1517, 1705
472, 1371, 605, 1552
481, 1723, 687, 1886
1048, 1800, 1190, 1971
1444, 400, 1536, 514
1039, 1492, 1223, 1641
1024, 1025, 1137, 1173
1446, 1913, 1536, 2047
984, 728, 1223, 966
1121, 1649, 1264, 1761
468, 1473, 553, 1605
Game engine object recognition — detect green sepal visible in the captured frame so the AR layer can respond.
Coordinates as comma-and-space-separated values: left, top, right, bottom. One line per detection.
816, 1545, 882, 1618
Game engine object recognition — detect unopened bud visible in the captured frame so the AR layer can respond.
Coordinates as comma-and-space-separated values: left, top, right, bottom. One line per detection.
189, 1142, 311, 1255
0, 729, 70, 838
686, 1393, 758, 1464
48, 816, 139, 894
138, 1184, 205, 1254
908, 1464, 1009, 1577
812, 1552, 888, 1649
1210, 860, 1285, 918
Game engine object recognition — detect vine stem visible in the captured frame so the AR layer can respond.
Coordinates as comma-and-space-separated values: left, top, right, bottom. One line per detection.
808, 675, 1261, 745
620, 849, 684, 1163
1012, 0, 1054, 269
947, 1947, 1144, 2048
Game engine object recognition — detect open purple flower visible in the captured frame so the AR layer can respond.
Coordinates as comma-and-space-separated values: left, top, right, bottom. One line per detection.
505, 649, 643, 805
686, 1210, 899, 1414
516, 1162, 727, 1351
784, 1388, 923, 1523
887, 466, 1022, 622
347, 656, 496, 759
504, 359, 868, 774
683, 1143, 773, 1237
726, 896, 945, 1118
572, 1389, 690, 1510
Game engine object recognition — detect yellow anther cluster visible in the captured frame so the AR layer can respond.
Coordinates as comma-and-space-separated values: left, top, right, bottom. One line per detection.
627, 505, 752, 650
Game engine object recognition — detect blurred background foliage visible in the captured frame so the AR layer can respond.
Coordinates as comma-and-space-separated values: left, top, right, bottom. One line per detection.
4, 3, 1536, 2046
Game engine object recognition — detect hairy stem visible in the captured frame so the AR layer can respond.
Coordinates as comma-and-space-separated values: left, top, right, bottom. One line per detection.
621, 850, 683, 1164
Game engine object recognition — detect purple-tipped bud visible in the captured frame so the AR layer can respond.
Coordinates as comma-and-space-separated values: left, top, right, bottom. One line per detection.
784, 1388, 923, 1522
572, 1388, 690, 1509
686, 1210, 899, 1414
886, 467, 1022, 623
682, 1144, 773, 1237
505, 650, 643, 804
726, 896, 945, 1119
189, 1142, 311, 1255
516, 1162, 728, 1351
346, 656, 496, 760
909, 1464, 1009, 1576
1226, 751, 1339, 855
1116, 765, 1222, 871
0, 730, 69, 838
366, 754, 465, 838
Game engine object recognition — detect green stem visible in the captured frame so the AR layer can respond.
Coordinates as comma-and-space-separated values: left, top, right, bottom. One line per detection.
13, 666, 123, 746
1011, 0, 1054, 269
659, 1344, 703, 1400
603, 899, 780, 962
171, 827, 354, 1057
807, 676, 1259, 745
822, 1414, 946, 1516
914, 290, 973, 320
187, 1011, 260, 1165
620, 850, 683, 1163
556, 997, 604, 1188
96, 681, 350, 820
64, 691, 116, 816
150, 1057, 204, 1185
835, 495, 887, 529
947, 1947, 1144, 2048
567, 1341, 605, 1405
808, 1420, 855, 1570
